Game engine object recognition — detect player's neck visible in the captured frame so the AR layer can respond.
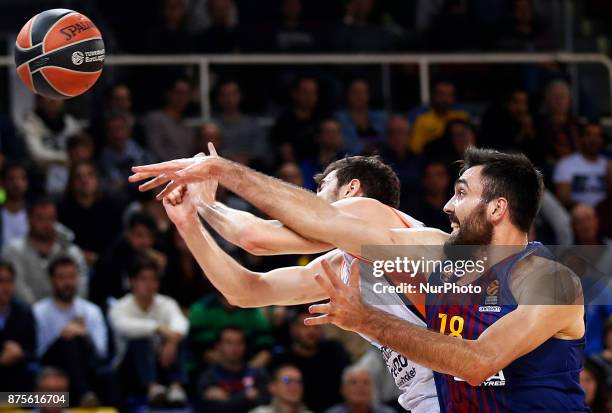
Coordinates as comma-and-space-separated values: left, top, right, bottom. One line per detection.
491, 224, 528, 247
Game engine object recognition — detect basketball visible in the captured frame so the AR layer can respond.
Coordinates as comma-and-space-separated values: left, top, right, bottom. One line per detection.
14, 8, 105, 99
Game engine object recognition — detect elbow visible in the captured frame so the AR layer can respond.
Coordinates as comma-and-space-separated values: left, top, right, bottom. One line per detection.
463, 357, 500, 387
238, 228, 270, 256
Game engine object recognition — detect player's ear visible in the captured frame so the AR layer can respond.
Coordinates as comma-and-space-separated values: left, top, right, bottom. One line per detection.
489, 197, 508, 223
345, 179, 362, 197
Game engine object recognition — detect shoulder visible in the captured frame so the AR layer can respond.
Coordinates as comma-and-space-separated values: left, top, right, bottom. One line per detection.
10, 299, 33, 316
155, 294, 181, 307
511, 254, 583, 305
33, 298, 52, 314
77, 298, 104, 316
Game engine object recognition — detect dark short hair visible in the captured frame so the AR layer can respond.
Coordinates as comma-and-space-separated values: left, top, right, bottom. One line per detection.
459, 147, 543, 232
217, 325, 245, 343
27, 198, 55, 216
128, 256, 159, 279
270, 363, 301, 381
36, 367, 68, 388
127, 212, 157, 234
1, 162, 27, 180
0, 260, 15, 280
67, 132, 93, 150
48, 256, 77, 277
314, 156, 400, 208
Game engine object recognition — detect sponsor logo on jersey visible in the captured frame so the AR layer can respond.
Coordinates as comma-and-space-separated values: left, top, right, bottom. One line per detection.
478, 305, 501, 313
454, 370, 506, 386
484, 279, 499, 305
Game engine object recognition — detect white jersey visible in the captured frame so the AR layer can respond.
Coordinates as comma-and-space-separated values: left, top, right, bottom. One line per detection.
339, 208, 439, 413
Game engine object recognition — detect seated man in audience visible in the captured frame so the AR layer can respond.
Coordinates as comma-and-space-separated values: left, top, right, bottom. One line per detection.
91, 211, 164, 308
197, 326, 269, 413
299, 118, 344, 191
34, 256, 107, 406
0, 261, 36, 392
409, 79, 469, 154
273, 308, 351, 412
109, 258, 188, 406
554, 122, 611, 208
189, 292, 274, 371
0, 163, 29, 249
325, 366, 397, 413
3, 198, 87, 304
406, 160, 451, 231
249, 363, 313, 413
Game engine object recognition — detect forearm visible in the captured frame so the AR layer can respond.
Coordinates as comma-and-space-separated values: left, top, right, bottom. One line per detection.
212, 160, 381, 255
356, 306, 494, 385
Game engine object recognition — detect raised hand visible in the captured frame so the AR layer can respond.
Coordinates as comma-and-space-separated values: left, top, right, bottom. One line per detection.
129, 142, 223, 200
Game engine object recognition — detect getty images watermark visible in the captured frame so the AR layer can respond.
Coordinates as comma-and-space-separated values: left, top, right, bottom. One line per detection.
371, 256, 488, 295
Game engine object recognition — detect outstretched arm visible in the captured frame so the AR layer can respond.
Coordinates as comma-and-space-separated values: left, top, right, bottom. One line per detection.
198, 201, 332, 256
164, 189, 335, 307
307, 259, 585, 386
131, 157, 448, 259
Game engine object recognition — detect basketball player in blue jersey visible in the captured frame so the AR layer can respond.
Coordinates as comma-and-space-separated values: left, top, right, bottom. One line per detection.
138, 149, 439, 412
130, 146, 589, 412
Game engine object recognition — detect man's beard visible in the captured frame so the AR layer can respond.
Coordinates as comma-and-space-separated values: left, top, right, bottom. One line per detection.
54, 288, 76, 303
444, 202, 494, 260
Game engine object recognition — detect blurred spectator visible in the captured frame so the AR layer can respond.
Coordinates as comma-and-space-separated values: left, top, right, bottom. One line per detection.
406, 160, 451, 231
34, 368, 71, 413
480, 89, 538, 156
271, 0, 318, 53
214, 80, 269, 166
580, 359, 608, 413
46, 132, 95, 201
324, 366, 396, 413
0, 261, 36, 392
277, 162, 305, 188
189, 293, 274, 371
270, 77, 323, 163
533, 189, 573, 245
57, 161, 123, 267
409, 80, 469, 154
0, 164, 29, 249
91, 84, 144, 148
496, 0, 553, 51
273, 309, 351, 412
589, 318, 612, 402
353, 349, 401, 407
186, 0, 238, 34
34, 256, 107, 406
99, 112, 154, 204
249, 363, 313, 413
20, 96, 81, 171
197, 326, 269, 412
423, 118, 477, 180
426, 0, 480, 51
300, 118, 345, 191
596, 194, 612, 240
3, 199, 87, 304
161, 226, 213, 310
91, 212, 164, 308
109, 258, 188, 406
195, 0, 241, 53
142, 78, 197, 161
554, 123, 611, 208
335, 79, 387, 155
379, 115, 423, 208
536, 79, 580, 162
144, 0, 194, 54
571, 204, 606, 245
197, 122, 224, 154
331, 0, 398, 52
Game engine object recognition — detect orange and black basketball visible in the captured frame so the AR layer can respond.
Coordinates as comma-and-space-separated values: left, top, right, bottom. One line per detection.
14, 9, 105, 99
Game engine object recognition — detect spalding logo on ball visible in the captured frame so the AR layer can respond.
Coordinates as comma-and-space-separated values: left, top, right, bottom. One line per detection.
14, 9, 105, 99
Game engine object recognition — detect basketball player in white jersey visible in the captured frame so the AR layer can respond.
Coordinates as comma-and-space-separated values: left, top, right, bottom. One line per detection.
147, 147, 439, 413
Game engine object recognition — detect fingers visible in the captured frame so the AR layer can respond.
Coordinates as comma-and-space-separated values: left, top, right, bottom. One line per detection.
208, 142, 218, 156
304, 315, 332, 326
157, 180, 184, 200
128, 171, 161, 183
348, 259, 361, 290
138, 174, 173, 192
321, 259, 345, 291
308, 303, 331, 315
166, 185, 186, 206
131, 160, 182, 175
